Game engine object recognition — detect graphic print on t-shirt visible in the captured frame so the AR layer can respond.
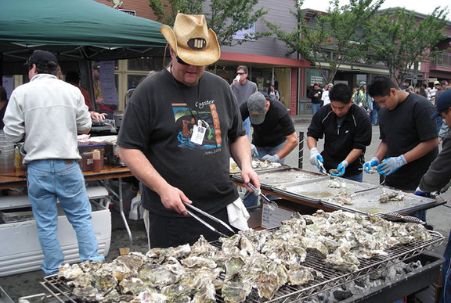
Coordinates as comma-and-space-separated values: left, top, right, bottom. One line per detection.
172, 101, 222, 150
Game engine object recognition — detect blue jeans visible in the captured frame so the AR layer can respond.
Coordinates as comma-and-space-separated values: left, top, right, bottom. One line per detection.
312, 103, 321, 115
244, 142, 286, 208
344, 173, 363, 182
243, 117, 251, 138
27, 160, 104, 275
256, 142, 286, 165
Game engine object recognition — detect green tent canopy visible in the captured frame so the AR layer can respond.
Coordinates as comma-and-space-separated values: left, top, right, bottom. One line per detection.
0, 0, 167, 62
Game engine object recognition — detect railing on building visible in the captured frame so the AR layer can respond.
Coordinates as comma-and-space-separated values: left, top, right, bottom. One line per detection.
432, 52, 451, 67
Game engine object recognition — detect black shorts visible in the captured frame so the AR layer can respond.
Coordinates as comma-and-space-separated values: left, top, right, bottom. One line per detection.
148, 206, 233, 248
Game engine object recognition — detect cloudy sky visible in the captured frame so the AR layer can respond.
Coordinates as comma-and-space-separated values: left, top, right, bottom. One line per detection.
302, 0, 450, 20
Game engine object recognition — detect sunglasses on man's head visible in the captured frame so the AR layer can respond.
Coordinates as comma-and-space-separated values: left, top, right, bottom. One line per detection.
237, 72, 245, 75
176, 56, 189, 66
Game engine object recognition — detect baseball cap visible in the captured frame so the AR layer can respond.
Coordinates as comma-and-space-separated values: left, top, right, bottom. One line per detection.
247, 92, 269, 125
25, 50, 58, 68
436, 89, 451, 113
434, 80, 440, 85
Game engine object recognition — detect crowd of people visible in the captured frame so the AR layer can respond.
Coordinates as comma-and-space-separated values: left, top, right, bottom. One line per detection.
0, 11, 449, 303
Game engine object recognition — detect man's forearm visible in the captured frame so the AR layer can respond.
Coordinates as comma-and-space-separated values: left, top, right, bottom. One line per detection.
230, 135, 252, 170
375, 142, 388, 161
403, 138, 439, 163
307, 136, 318, 150
344, 148, 363, 164
276, 133, 299, 159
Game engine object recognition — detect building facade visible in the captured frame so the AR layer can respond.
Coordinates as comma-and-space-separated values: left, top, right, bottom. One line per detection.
93, 0, 451, 115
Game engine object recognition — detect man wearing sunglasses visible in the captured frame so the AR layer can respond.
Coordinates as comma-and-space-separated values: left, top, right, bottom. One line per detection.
231, 65, 258, 138
118, 13, 259, 248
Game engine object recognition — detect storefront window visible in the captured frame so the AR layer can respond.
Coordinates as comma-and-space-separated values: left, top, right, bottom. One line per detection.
127, 57, 164, 71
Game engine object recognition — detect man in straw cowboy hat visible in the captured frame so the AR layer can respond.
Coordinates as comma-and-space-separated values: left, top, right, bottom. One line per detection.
118, 13, 259, 248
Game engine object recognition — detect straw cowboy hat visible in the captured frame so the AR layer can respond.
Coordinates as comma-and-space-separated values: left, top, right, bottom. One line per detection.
160, 13, 220, 66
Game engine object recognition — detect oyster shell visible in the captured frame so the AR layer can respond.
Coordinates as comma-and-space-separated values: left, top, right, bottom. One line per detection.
379, 189, 405, 203
181, 256, 217, 269
221, 274, 252, 303
119, 277, 146, 295
287, 264, 323, 286
58, 263, 83, 280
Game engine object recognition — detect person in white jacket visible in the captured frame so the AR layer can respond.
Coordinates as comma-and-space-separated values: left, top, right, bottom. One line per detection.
3, 50, 104, 275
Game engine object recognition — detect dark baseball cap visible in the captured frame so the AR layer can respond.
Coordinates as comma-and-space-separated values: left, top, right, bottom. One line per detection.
247, 92, 269, 125
25, 50, 58, 68
436, 89, 451, 113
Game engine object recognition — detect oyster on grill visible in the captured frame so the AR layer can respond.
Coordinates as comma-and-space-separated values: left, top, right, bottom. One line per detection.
161, 283, 192, 301
72, 285, 101, 302
287, 264, 324, 286
190, 235, 218, 257
221, 274, 252, 303
302, 237, 329, 256
181, 256, 217, 269
67, 272, 93, 289
326, 243, 360, 272
119, 277, 146, 295
135, 289, 168, 303
114, 252, 146, 272
92, 267, 118, 293
138, 257, 185, 287
58, 263, 83, 280
192, 277, 216, 303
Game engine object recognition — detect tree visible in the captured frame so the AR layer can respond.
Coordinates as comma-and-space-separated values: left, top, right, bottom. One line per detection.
365, 7, 447, 85
266, 0, 384, 84
148, 0, 267, 46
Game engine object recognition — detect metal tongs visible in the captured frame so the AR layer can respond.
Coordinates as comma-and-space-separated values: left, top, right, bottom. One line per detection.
185, 203, 235, 237
246, 182, 272, 203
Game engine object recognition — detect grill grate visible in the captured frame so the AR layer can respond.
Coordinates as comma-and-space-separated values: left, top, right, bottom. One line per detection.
42, 231, 444, 303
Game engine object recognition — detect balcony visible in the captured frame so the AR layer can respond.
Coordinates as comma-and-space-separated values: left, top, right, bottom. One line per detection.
429, 52, 451, 72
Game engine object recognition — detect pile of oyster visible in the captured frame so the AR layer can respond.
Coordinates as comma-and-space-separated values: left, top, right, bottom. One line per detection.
58, 210, 431, 303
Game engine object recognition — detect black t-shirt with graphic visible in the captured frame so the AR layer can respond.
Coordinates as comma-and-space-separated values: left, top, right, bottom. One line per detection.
240, 100, 295, 147
118, 69, 244, 216
379, 93, 438, 190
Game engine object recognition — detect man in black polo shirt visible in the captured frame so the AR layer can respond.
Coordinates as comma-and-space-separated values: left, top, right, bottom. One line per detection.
308, 83, 372, 181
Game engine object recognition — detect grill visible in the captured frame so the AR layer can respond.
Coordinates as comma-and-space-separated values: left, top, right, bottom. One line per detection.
40, 230, 444, 303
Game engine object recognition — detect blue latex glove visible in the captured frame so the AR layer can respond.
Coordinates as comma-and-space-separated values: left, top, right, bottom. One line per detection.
414, 187, 432, 198
363, 157, 379, 174
377, 155, 407, 176
330, 160, 348, 177
309, 148, 324, 171
250, 144, 259, 158
261, 154, 280, 163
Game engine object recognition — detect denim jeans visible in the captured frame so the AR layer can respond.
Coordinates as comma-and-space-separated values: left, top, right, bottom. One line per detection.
243, 117, 251, 139
256, 142, 286, 165
344, 173, 363, 182
312, 103, 321, 115
244, 142, 286, 208
27, 160, 104, 275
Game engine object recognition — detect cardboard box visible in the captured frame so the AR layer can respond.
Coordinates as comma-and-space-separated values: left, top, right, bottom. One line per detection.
0, 201, 111, 277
